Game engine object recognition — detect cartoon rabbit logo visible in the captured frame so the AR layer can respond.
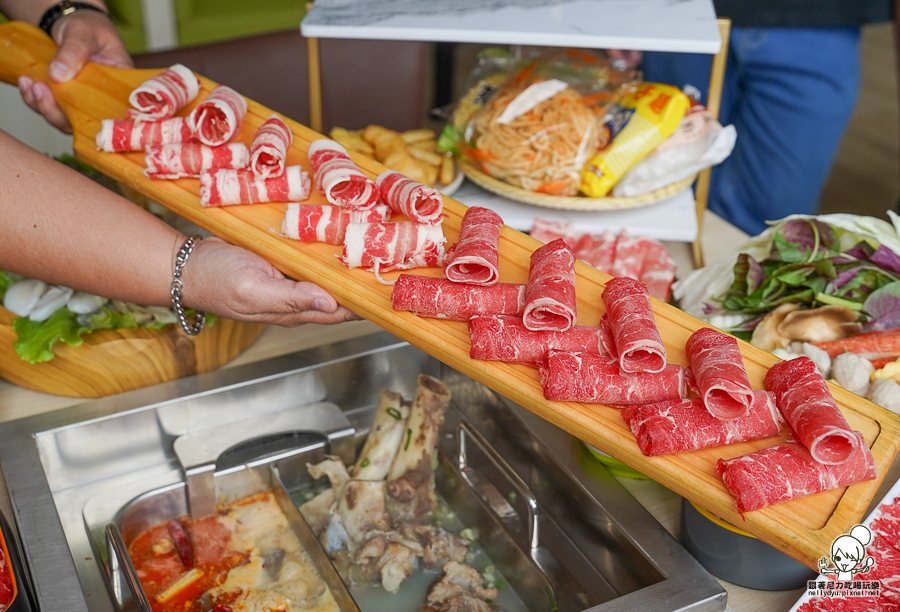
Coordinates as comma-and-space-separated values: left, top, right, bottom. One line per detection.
819, 524, 876, 581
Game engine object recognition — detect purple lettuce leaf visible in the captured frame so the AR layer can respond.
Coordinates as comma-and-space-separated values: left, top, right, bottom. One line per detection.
746, 255, 766, 294
863, 281, 900, 331
833, 265, 864, 290
871, 246, 900, 275
702, 302, 723, 315
776, 219, 838, 256
844, 244, 874, 262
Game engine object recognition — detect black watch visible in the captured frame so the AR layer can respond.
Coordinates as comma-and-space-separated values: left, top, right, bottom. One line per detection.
38, 1, 109, 37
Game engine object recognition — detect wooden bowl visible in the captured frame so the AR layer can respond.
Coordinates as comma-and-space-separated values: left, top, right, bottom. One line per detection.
0, 306, 264, 398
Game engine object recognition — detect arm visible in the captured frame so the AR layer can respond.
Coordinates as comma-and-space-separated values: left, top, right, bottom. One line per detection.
1, 0, 132, 133
0, 129, 358, 326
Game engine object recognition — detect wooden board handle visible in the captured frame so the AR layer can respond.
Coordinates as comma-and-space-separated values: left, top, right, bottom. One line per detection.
0, 21, 57, 86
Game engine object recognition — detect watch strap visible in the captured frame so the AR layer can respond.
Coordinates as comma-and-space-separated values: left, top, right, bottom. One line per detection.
39, 1, 109, 38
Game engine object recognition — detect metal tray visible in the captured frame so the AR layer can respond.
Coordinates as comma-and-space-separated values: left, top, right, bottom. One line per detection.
0, 331, 726, 612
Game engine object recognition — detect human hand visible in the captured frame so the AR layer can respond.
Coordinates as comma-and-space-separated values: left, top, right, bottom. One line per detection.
179, 237, 361, 327
18, 9, 132, 133
607, 49, 643, 71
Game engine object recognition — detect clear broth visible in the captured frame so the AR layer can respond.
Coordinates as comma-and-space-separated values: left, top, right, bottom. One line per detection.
291, 491, 530, 612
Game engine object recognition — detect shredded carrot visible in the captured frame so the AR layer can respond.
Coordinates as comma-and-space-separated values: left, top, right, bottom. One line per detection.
578, 92, 614, 106
512, 61, 538, 84
464, 147, 496, 163
534, 180, 573, 195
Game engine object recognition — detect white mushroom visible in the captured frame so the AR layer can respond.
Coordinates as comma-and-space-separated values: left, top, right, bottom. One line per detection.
751, 304, 863, 352
3, 279, 47, 317
801, 342, 832, 379
777, 305, 862, 344
867, 378, 900, 415
771, 348, 799, 361
832, 352, 874, 397
67, 291, 108, 315
750, 303, 801, 351
28, 286, 73, 321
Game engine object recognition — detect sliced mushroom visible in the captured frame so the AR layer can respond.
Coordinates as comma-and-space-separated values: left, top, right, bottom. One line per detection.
777, 305, 862, 344
750, 303, 801, 351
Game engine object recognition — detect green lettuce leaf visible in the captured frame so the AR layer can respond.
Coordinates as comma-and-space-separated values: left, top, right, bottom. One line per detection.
12, 309, 87, 364
0, 270, 17, 301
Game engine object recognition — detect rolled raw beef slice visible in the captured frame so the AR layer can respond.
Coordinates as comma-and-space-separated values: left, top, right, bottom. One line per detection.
308, 139, 380, 210
469, 316, 606, 366
200, 166, 311, 207
686, 327, 754, 419
610, 230, 647, 280
573, 229, 617, 273
96, 117, 194, 152
639, 240, 678, 302
717, 433, 876, 514
144, 143, 249, 179
765, 356, 860, 465
539, 349, 686, 405
392, 275, 524, 321
444, 206, 503, 286
189, 85, 247, 146
127, 63, 200, 121
341, 221, 446, 279
598, 315, 618, 361
522, 238, 577, 332
250, 114, 292, 179
601, 276, 667, 374
622, 390, 783, 457
376, 169, 443, 224
282, 203, 390, 244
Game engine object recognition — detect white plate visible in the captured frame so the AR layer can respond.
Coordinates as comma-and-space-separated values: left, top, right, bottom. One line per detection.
437, 161, 465, 197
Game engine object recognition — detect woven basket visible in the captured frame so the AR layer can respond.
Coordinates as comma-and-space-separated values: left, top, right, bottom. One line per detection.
459, 159, 696, 211
453, 78, 695, 211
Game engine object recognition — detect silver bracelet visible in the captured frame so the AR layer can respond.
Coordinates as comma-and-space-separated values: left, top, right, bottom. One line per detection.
171, 235, 207, 336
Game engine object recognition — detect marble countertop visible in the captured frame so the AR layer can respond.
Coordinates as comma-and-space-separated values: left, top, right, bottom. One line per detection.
301, 0, 721, 53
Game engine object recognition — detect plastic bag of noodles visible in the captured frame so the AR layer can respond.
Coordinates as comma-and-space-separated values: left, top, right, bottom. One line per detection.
456, 50, 639, 197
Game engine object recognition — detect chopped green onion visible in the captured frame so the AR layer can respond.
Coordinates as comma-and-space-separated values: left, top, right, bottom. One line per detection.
359, 457, 370, 468
386, 407, 403, 420
404, 428, 412, 451
460, 527, 477, 541
546, 587, 559, 612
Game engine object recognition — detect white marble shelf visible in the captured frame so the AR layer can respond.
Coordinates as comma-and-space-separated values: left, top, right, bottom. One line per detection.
301, 0, 721, 53
450, 179, 699, 242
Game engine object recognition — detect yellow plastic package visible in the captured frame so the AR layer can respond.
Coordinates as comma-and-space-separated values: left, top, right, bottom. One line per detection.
579, 82, 690, 197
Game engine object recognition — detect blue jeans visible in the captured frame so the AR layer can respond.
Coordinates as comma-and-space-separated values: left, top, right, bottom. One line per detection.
642, 27, 861, 235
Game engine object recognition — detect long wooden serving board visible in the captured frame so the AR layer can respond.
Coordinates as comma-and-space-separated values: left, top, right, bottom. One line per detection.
2, 21, 899, 569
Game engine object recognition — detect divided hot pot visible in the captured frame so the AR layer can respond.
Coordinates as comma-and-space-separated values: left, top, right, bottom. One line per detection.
0, 331, 726, 612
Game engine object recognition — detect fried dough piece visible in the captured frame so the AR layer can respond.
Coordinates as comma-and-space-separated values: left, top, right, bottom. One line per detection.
408, 146, 443, 167
439, 153, 455, 186
363, 124, 398, 144
383, 149, 439, 186
374, 135, 407, 162
329, 127, 373, 155
401, 128, 436, 143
